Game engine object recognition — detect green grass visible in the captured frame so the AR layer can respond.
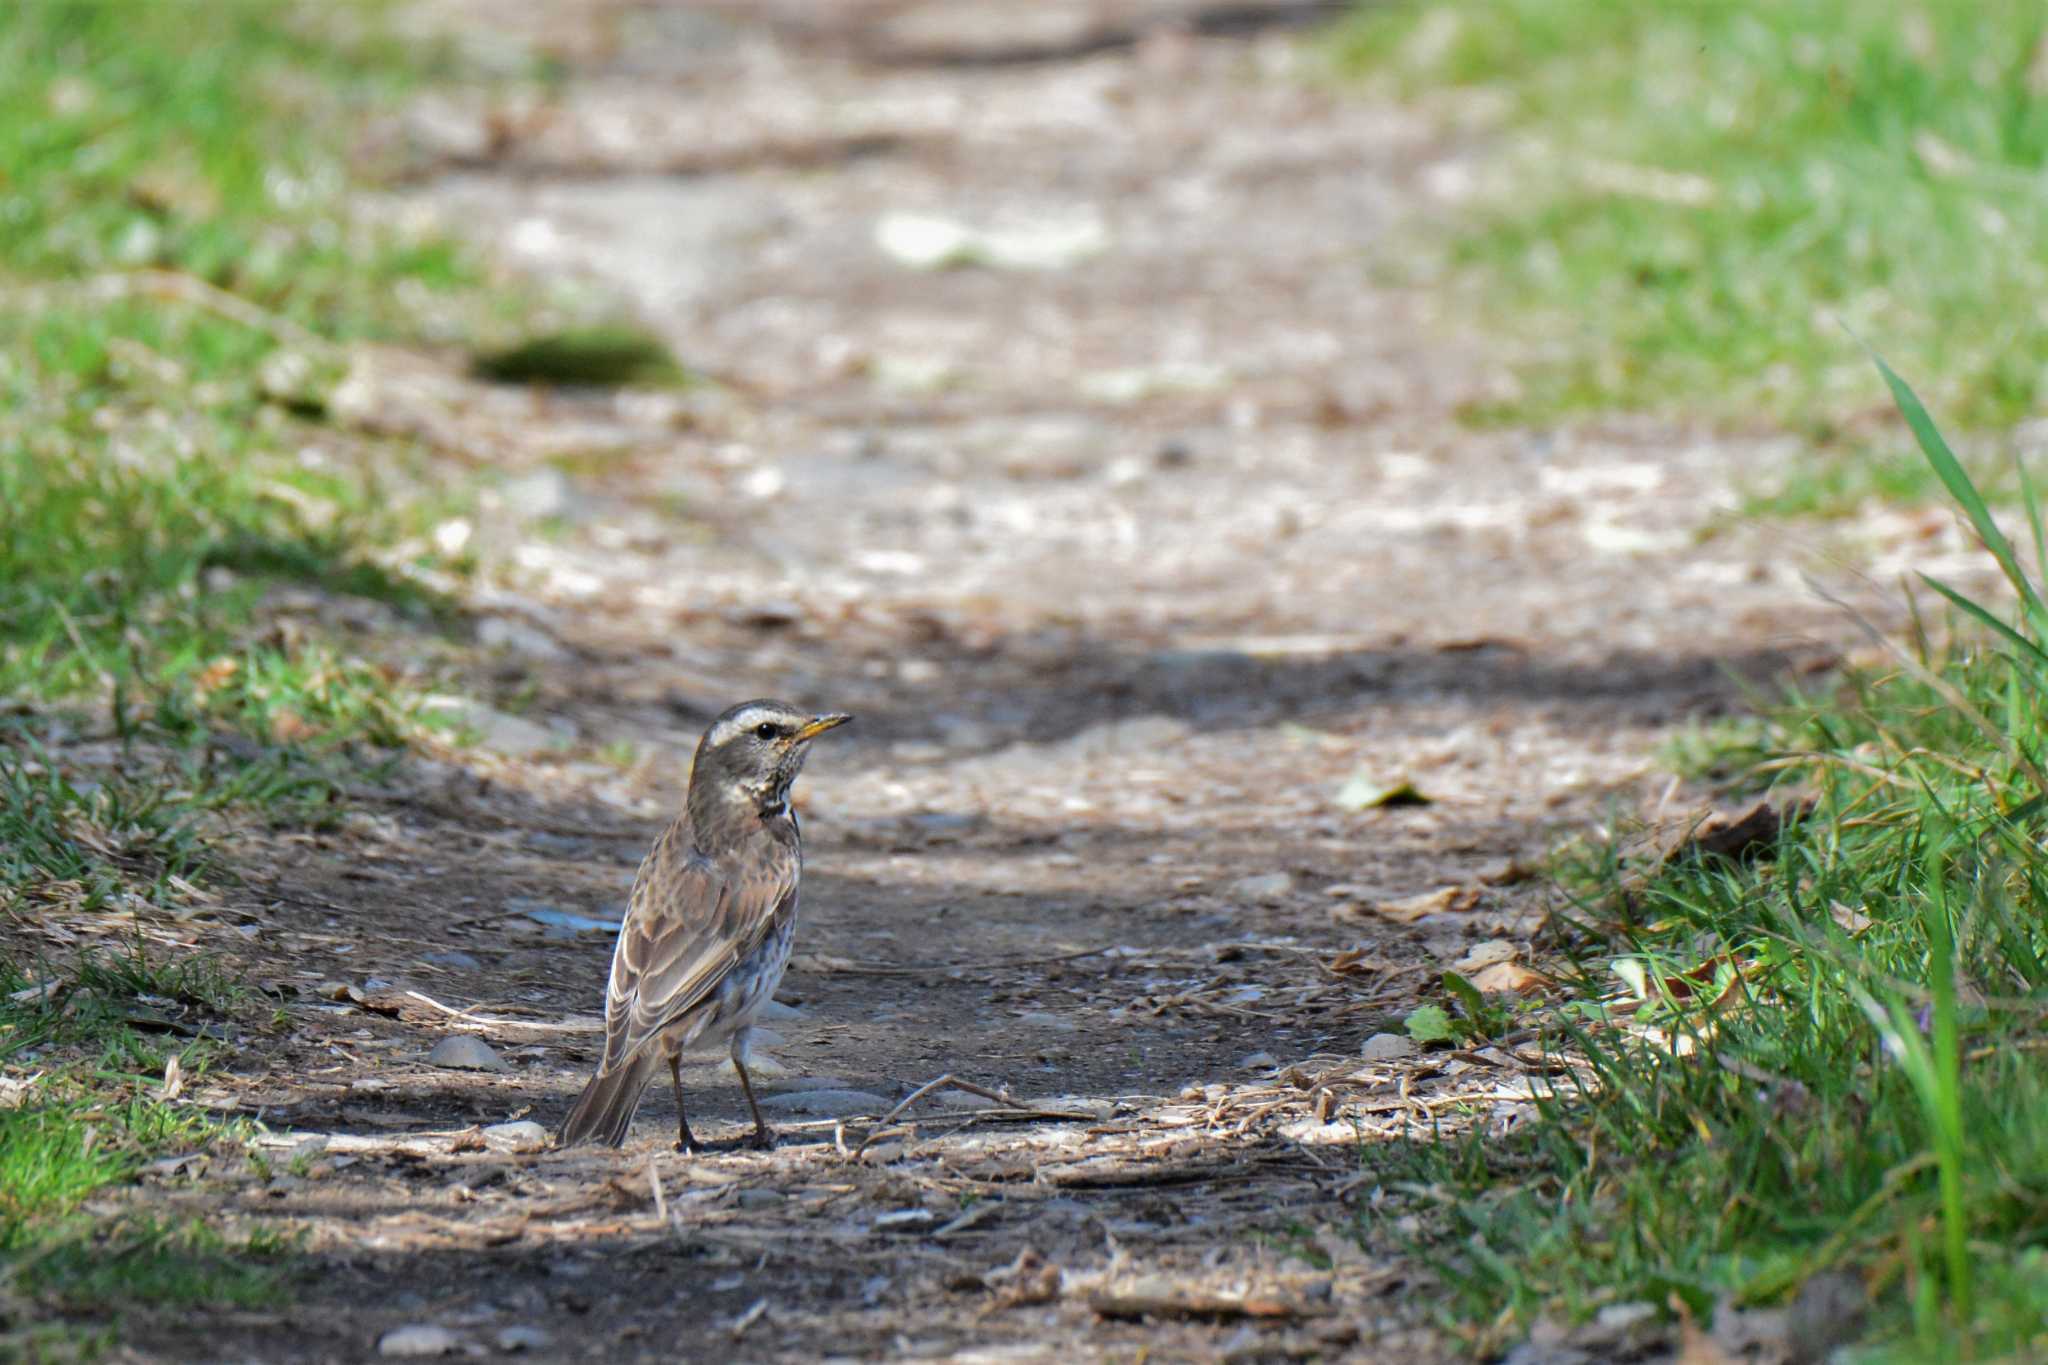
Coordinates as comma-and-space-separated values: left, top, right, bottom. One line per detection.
1736, 446, 1952, 521
0, 947, 282, 1343
1327, 1, 2048, 431
1374, 366, 2048, 1357
0, 0, 489, 784
0, 0, 532, 1343
0, 0, 475, 322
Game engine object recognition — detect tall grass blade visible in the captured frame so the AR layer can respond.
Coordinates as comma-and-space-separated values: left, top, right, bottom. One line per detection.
2019, 455, 2048, 595
1872, 352, 2048, 638
1915, 574, 2048, 672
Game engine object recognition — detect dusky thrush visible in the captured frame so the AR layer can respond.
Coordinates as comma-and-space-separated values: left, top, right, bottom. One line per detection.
557, 699, 851, 1150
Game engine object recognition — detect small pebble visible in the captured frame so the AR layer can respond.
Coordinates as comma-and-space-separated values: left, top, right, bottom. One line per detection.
377, 1324, 463, 1357
1240, 1051, 1279, 1069
427, 1036, 509, 1073
481, 1121, 548, 1154
495, 1326, 551, 1354
1361, 1033, 1417, 1063
931, 1090, 996, 1112
1231, 872, 1293, 903
422, 951, 482, 970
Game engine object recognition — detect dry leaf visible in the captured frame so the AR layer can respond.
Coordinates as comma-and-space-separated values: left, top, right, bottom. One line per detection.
156, 1054, 184, 1102
1639, 799, 1813, 875
1325, 948, 1392, 977
269, 709, 317, 744
1829, 902, 1873, 936
1453, 939, 1517, 973
1333, 772, 1432, 811
1479, 858, 1537, 885
191, 656, 240, 700
1470, 961, 1543, 996
1354, 885, 1479, 925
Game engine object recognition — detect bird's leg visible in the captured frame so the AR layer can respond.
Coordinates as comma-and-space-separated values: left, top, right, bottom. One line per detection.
669, 1054, 701, 1154
731, 1036, 775, 1151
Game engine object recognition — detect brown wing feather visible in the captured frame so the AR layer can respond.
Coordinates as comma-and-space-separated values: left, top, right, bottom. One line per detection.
597, 824, 797, 1073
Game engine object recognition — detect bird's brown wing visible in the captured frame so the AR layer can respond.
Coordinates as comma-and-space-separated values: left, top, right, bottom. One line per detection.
597, 828, 796, 1073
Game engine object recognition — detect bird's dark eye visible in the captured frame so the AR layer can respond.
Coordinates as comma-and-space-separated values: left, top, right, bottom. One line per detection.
753, 722, 780, 740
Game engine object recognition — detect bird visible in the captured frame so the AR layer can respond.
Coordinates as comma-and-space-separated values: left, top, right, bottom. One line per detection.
557, 699, 852, 1150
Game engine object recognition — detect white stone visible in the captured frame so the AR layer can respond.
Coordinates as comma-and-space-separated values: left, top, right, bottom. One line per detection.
481, 1121, 548, 1153
427, 1035, 508, 1072
378, 1324, 464, 1357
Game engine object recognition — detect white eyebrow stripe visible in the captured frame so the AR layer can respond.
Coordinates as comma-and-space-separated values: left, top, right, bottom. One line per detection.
707, 707, 783, 747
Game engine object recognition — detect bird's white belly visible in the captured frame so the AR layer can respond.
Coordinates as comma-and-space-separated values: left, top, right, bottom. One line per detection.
665, 913, 795, 1056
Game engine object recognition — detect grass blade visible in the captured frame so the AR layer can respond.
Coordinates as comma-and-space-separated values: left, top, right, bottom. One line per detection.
1916, 574, 2048, 674
1872, 352, 2048, 637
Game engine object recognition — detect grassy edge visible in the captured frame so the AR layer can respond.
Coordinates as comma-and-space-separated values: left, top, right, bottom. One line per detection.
1367, 360, 2048, 1356
0, 2, 507, 1341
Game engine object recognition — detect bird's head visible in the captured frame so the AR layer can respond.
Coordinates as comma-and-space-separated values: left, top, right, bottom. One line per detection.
686, 699, 852, 843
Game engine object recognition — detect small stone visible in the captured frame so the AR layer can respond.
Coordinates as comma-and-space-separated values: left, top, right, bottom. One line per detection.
874, 212, 975, 269
906, 809, 979, 837
427, 1036, 509, 1073
1240, 1052, 1279, 1070
735, 1188, 786, 1209
1361, 1033, 1417, 1063
756, 1088, 887, 1118
1594, 1302, 1656, 1330
421, 951, 482, 970
502, 468, 571, 521
1231, 872, 1293, 903
517, 906, 621, 935
931, 1091, 996, 1112
377, 1324, 464, 1357
494, 1325, 551, 1354
481, 1121, 548, 1154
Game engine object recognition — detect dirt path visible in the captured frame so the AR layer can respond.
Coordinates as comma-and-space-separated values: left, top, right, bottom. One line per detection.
136, 4, 1864, 1360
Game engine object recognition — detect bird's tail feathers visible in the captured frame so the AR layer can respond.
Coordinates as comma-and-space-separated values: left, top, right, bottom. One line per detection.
558, 1050, 660, 1148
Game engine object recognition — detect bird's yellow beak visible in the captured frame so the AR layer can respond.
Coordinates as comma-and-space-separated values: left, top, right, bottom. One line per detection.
793, 713, 853, 742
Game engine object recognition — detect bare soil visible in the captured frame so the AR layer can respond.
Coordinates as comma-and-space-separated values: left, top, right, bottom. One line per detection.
86, 3, 1906, 1360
